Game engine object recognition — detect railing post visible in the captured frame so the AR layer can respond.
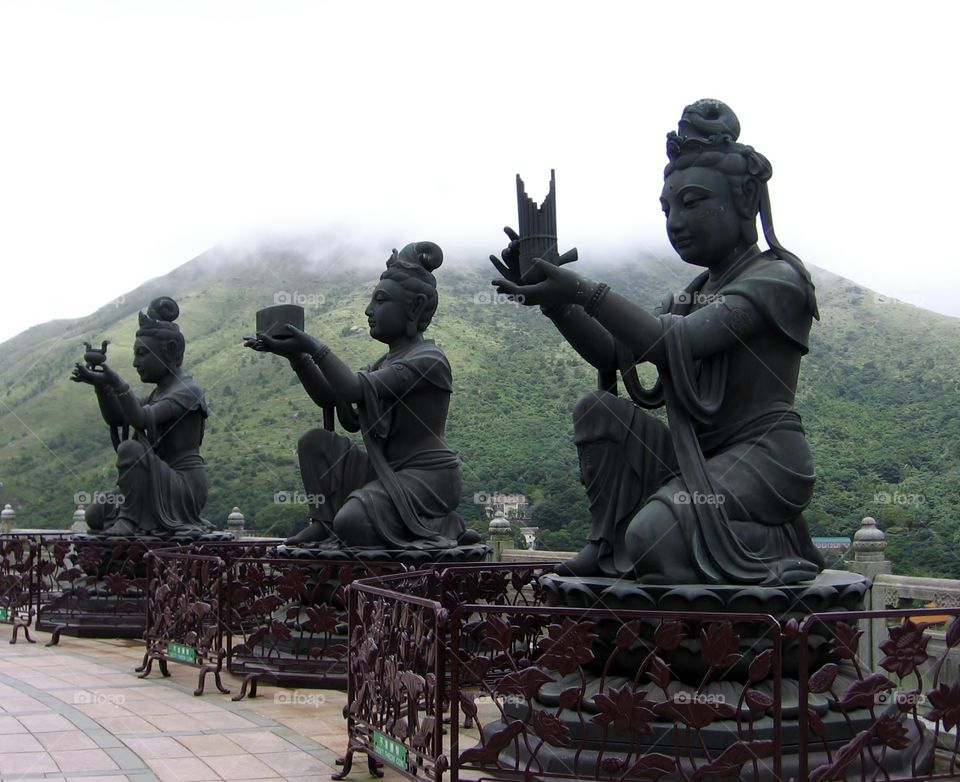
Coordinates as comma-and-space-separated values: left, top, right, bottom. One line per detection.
0, 504, 15, 534
486, 510, 512, 562
226, 507, 245, 538
846, 516, 892, 671
70, 504, 88, 533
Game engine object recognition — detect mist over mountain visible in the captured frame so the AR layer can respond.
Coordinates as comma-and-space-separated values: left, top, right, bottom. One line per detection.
1, 238, 958, 578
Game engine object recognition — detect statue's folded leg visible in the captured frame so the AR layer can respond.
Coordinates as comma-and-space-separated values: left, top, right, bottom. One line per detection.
332, 465, 463, 550
627, 430, 818, 584
290, 428, 374, 544
85, 440, 206, 536
85, 491, 121, 531
107, 440, 155, 535
564, 390, 678, 576
624, 492, 700, 583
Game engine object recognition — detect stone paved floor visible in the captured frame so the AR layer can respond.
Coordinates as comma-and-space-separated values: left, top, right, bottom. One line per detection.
0, 627, 406, 782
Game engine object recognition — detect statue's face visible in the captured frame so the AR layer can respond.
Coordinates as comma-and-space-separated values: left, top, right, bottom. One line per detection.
365, 278, 410, 343
660, 166, 743, 267
132, 337, 171, 382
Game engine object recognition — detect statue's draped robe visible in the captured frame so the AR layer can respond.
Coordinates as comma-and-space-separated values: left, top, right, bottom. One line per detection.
298, 340, 464, 549
93, 376, 210, 532
577, 251, 823, 584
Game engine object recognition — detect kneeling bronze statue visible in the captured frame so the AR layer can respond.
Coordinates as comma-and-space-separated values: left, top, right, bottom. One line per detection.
247, 242, 476, 551
71, 297, 211, 537
493, 100, 823, 586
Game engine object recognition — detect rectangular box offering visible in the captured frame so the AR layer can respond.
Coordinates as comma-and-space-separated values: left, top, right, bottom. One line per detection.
255, 304, 305, 337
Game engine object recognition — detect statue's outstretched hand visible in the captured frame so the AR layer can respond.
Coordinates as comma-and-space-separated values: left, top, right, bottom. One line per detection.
282, 325, 325, 356
490, 226, 579, 285
246, 329, 309, 358
493, 258, 584, 308
71, 363, 112, 387
242, 335, 270, 353
489, 226, 523, 284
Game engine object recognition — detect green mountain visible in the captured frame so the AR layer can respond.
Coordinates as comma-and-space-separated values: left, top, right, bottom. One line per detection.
1, 239, 958, 578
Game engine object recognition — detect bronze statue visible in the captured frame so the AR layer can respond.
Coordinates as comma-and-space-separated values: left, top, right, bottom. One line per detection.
71, 297, 211, 536
493, 99, 823, 585
246, 242, 474, 550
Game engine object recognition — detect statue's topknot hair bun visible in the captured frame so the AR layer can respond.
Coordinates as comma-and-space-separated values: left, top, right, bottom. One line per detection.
146, 296, 180, 323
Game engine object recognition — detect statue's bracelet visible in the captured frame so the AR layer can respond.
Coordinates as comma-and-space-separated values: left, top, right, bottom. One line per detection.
584, 283, 611, 317
115, 384, 131, 397
311, 344, 332, 364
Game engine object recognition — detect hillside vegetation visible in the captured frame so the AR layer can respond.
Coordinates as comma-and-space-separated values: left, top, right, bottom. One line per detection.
1, 241, 958, 578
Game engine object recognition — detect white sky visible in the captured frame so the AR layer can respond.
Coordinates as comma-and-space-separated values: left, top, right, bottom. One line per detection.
1, 1, 958, 342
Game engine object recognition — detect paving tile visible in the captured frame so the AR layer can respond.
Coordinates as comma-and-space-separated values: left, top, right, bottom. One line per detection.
85, 727, 126, 748
271, 716, 329, 736
0, 634, 366, 782
53, 675, 113, 687
258, 749, 334, 776
286, 777, 353, 782
17, 713, 77, 733
144, 756, 220, 782
174, 698, 230, 714
66, 777, 131, 782
104, 745, 148, 770
73, 702, 135, 719
2, 695, 47, 711
0, 751, 59, 775
99, 674, 150, 686
142, 688, 194, 702
307, 732, 348, 753
0, 731, 44, 752
174, 733, 245, 757
111, 697, 182, 716
222, 731, 296, 754
51, 748, 121, 773
98, 715, 159, 734
305, 716, 349, 733
141, 713, 209, 732
63, 710, 104, 731
17, 657, 65, 668
281, 732, 325, 751
202, 753, 278, 780
190, 711, 257, 730
15, 673, 70, 688
123, 735, 195, 759
35, 729, 100, 751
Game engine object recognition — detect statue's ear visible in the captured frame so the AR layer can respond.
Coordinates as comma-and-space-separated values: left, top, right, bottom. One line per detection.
737, 177, 761, 220
409, 293, 428, 323
162, 339, 181, 365
735, 178, 762, 245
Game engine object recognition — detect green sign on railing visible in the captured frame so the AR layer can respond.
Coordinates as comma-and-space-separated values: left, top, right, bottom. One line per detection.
0, 607, 8, 623
167, 642, 197, 664
373, 731, 408, 769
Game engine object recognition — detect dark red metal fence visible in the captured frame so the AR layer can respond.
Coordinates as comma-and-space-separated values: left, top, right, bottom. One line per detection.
340, 566, 960, 782
138, 547, 231, 694
0, 535, 39, 642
